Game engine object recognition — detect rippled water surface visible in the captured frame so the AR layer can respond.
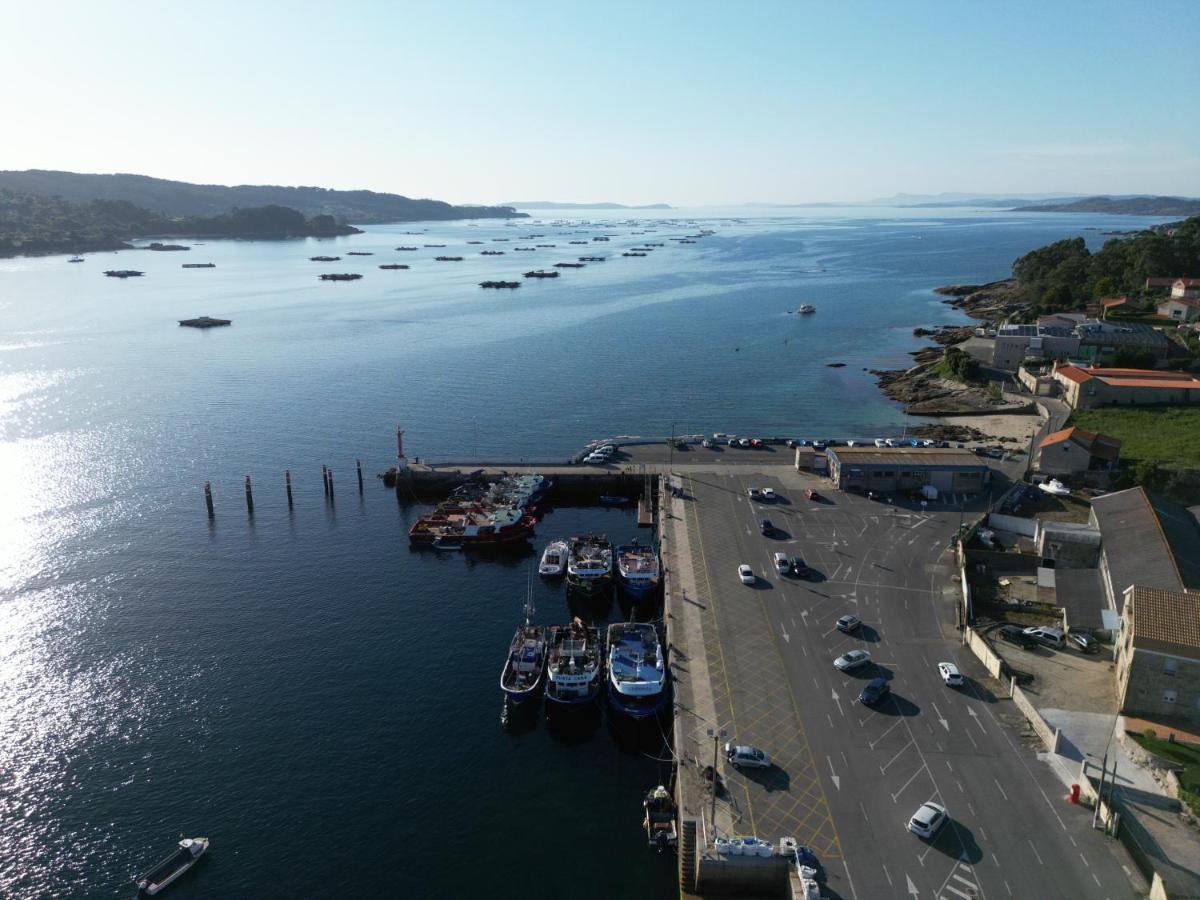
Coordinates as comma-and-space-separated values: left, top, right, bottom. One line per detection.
0, 207, 1167, 897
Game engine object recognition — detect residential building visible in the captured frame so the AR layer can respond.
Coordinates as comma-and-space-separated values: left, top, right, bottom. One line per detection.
1114, 585, 1200, 724
1052, 364, 1200, 410
1158, 296, 1200, 323
1034, 427, 1121, 476
1145, 277, 1178, 292
824, 447, 989, 493
1073, 321, 1171, 365
1171, 278, 1200, 300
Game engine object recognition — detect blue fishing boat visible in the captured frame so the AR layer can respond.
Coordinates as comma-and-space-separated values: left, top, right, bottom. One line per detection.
616, 539, 660, 598
606, 622, 669, 719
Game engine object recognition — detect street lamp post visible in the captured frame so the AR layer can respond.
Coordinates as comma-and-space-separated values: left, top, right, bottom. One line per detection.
707, 726, 727, 838
669, 422, 677, 468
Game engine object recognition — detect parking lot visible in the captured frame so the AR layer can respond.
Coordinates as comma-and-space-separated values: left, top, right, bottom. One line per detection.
679, 468, 1141, 900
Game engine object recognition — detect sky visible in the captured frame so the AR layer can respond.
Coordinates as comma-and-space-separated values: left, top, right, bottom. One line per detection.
2, 0, 1198, 206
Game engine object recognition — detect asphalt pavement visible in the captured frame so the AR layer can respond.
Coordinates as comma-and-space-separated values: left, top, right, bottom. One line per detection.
681, 469, 1143, 900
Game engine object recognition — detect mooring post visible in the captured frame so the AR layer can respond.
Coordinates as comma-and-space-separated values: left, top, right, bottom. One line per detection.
204, 481, 214, 518
356, 459, 364, 494
285, 470, 294, 509
322, 464, 329, 497
327, 468, 335, 500
244, 475, 254, 515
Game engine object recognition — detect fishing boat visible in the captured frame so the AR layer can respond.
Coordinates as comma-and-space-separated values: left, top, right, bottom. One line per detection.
135, 837, 208, 895
606, 622, 668, 718
798, 304, 816, 314
565, 534, 613, 595
544, 618, 603, 709
500, 585, 547, 704
409, 505, 535, 548
616, 540, 660, 598
539, 540, 569, 577
643, 785, 678, 852
68, 256, 84, 263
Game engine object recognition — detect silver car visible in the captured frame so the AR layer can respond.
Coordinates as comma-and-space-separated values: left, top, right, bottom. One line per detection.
907, 801, 947, 839
834, 649, 871, 671
724, 744, 770, 768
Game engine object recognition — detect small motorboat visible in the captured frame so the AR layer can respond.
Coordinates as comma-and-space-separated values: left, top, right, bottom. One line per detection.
1038, 478, 1071, 496
135, 837, 208, 895
539, 540, 569, 577
643, 785, 677, 852
797, 304, 816, 314
68, 256, 84, 263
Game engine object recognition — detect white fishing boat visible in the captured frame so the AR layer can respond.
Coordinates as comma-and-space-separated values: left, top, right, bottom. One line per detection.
607, 622, 668, 718
539, 540, 569, 577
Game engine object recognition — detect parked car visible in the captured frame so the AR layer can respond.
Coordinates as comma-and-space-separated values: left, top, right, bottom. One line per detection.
997, 625, 1039, 649
749, 438, 763, 448
907, 801, 947, 839
937, 662, 963, 686
858, 677, 891, 706
1068, 632, 1100, 654
761, 487, 777, 502
836, 614, 861, 634
737, 564, 755, 585
727, 438, 738, 447
789, 555, 809, 578
702, 439, 713, 448
834, 649, 871, 671
866, 490, 882, 502
738, 438, 751, 448
748, 487, 763, 500
1023, 626, 1065, 648
773, 552, 790, 575
584, 453, 607, 464
725, 744, 770, 768
873, 438, 887, 448
805, 488, 821, 501
759, 518, 775, 536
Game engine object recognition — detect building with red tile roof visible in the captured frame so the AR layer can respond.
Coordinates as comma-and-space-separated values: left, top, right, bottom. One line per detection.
1051, 364, 1200, 409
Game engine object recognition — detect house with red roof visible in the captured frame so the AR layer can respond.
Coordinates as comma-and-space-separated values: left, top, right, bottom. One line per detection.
1034, 426, 1121, 475
1171, 278, 1200, 300
1052, 363, 1200, 409
1158, 295, 1200, 324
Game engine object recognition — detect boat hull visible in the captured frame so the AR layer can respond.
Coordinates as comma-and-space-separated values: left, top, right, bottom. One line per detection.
617, 576, 660, 598
608, 684, 669, 719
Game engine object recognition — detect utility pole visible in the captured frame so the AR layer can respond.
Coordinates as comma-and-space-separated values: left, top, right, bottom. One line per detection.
707, 726, 727, 838
669, 422, 676, 468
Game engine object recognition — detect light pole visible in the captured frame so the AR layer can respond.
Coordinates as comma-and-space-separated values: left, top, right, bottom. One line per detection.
707, 726, 727, 838
669, 422, 677, 468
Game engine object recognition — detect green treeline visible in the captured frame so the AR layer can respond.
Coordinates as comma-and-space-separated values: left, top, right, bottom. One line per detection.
1012, 216, 1200, 314
0, 190, 357, 256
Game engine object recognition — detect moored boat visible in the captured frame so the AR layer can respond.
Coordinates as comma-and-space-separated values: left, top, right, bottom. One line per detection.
500, 586, 547, 704
565, 534, 613, 594
544, 618, 603, 709
643, 785, 678, 852
606, 622, 668, 718
798, 304, 816, 314
616, 540, 660, 598
539, 540, 569, 577
135, 837, 208, 895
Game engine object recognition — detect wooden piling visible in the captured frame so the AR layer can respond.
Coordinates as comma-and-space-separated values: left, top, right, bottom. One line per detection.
327, 468, 335, 500
244, 475, 254, 515
322, 464, 329, 497
285, 470, 294, 509
204, 481, 214, 517
356, 459, 364, 494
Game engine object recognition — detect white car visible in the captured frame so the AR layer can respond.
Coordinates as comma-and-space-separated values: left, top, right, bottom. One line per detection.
907, 801, 947, 839
938, 662, 963, 686
584, 453, 607, 464
773, 552, 790, 574
873, 438, 887, 448
836, 614, 861, 633
738, 564, 756, 585
884, 438, 899, 448
761, 488, 777, 502
738, 438, 751, 448
725, 744, 770, 768
834, 649, 871, 671
702, 439, 713, 448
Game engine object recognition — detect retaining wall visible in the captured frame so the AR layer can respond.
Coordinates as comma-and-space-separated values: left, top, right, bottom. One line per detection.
963, 628, 1006, 680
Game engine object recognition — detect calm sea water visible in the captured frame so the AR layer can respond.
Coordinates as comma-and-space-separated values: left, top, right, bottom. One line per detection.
0, 207, 1171, 897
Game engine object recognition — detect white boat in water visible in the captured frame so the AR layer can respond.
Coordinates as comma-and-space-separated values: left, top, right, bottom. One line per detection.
797, 304, 816, 314
539, 540, 569, 577
565, 534, 613, 594
135, 837, 208, 895
607, 622, 668, 718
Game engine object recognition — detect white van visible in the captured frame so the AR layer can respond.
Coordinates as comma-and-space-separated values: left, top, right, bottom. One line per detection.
1023, 626, 1065, 648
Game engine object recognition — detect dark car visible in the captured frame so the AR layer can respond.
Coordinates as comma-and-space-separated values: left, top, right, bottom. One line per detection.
759, 518, 774, 536
858, 677, 890, 706
997, 624, 1039, 649
789, 555, 809, 577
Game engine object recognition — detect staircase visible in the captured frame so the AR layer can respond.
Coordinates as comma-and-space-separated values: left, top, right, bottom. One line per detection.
679, 818, 698, 894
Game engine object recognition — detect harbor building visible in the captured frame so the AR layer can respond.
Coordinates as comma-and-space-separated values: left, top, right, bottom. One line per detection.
824, 446, 989, 494
1034, 426, 1121, 476
1052, 364, 1200, 410
1115, 585, 1200, 725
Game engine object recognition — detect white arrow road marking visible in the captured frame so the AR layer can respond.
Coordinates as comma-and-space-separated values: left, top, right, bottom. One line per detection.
780, 624, 790, 643
906, 874, 920, 896
967, 706, 986, 733
932, 703, 950, 732
827, 755, 840, 790
831, 687, 845, 717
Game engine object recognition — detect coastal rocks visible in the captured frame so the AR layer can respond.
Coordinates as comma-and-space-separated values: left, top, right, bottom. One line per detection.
147, 242, 189, 251
935, 279, 1023, 322
873, 365, 1032, 416
104, 269, 144, 278
908, 423, 992, 442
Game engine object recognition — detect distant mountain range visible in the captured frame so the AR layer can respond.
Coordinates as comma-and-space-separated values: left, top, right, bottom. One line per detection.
0, 170, 524, 223
1013, 196, 1200, 216
502, 201, 673, 210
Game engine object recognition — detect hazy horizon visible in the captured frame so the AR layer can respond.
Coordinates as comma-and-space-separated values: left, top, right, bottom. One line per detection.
4, 1, 1198, 206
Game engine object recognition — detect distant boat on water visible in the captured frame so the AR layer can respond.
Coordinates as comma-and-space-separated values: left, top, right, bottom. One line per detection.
135, 837, 208, 895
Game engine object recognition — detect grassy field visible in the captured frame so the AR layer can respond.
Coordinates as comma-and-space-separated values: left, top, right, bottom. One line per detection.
1067, 407, 1200, 467
1130, 731, 1200, 816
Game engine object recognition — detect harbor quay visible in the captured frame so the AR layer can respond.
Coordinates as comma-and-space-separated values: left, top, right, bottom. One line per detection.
402, 446, 1141, 899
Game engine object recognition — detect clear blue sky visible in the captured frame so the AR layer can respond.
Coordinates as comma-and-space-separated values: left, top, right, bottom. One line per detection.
4, 0, 1197, 205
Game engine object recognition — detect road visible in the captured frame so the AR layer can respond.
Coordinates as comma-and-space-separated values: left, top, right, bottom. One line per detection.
680, 469, 1140, 900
